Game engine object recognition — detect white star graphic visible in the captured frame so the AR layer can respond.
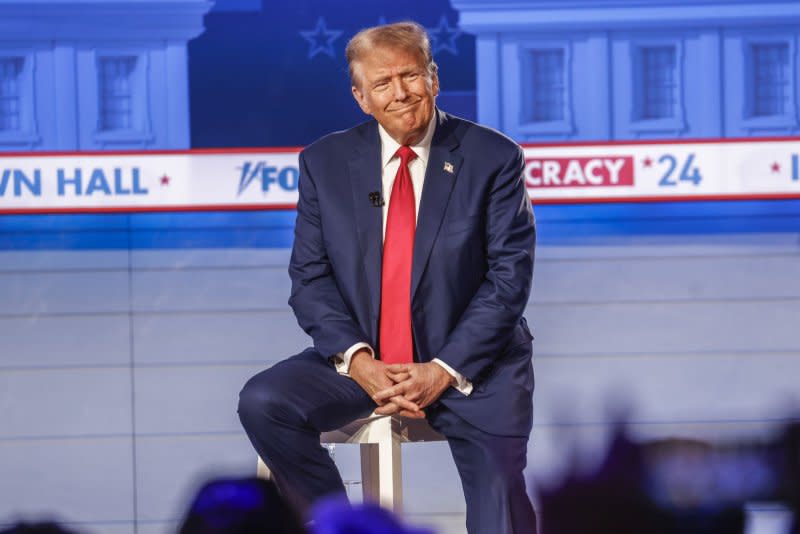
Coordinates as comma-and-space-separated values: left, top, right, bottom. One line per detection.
427, 15, 462, 56
299, 16, 343, 60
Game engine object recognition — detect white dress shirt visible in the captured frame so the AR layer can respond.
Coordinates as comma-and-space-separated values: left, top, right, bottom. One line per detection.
333, 113, 473, 396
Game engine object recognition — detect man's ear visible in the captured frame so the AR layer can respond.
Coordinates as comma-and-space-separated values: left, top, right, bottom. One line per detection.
431, 72, 440, 97
352, 85, 372, 115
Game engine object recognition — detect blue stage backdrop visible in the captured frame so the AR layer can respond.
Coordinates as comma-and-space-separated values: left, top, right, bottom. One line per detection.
189, 0, 476, 148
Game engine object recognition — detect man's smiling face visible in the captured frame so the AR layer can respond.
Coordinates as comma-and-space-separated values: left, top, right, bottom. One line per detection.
351, 45, 439, 146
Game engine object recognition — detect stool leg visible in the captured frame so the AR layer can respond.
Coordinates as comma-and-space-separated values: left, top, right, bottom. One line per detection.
360, 443, 380, 501
375, 416, 402, 513
357, 416, 403, 512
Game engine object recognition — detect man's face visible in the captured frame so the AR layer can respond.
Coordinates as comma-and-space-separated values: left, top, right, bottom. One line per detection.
351, 45, 439, 146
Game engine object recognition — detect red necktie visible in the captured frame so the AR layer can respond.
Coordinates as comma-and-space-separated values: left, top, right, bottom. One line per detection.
380, 146, 417, 364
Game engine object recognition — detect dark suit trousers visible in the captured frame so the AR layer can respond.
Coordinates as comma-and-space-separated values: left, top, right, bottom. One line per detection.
238, 349, 537, 534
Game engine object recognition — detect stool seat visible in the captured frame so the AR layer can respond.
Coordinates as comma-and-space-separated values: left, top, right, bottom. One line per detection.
256, 414, 446, 512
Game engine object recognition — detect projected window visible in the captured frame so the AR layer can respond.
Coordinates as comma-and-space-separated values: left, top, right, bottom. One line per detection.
640, 46, 677, 119
0, 58, 23, 132
98, 56, 136, 131
750, 43, 790, 117
529, 49, 565, 122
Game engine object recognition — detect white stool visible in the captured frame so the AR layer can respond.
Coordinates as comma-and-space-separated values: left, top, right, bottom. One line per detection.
256, 414, 446, 512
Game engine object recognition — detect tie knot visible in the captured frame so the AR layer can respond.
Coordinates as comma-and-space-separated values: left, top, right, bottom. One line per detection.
395, 146, 417, 166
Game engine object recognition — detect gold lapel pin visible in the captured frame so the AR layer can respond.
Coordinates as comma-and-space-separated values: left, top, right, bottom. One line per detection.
443, 162, 454, 174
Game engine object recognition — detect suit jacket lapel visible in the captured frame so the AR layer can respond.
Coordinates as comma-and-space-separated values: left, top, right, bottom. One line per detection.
411, 111, 462, 300
348, 122, 383, 340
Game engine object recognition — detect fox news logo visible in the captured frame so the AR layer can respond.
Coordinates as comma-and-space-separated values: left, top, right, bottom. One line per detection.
237, 161, 299, 195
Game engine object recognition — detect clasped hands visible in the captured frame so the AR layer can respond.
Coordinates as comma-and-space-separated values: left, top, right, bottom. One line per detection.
348, 349, 453, 419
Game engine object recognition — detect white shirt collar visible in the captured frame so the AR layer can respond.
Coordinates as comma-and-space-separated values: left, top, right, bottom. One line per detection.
378, 110, 437, 170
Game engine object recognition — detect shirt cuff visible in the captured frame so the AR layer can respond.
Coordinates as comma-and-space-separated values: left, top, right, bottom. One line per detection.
334, 342, 374, 375
432, 358, 473, 396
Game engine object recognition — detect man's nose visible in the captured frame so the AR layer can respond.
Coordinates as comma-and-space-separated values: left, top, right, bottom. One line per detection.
391, 78, 408, 100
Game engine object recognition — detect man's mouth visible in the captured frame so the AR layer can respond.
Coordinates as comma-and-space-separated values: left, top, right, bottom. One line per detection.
388, 101, 420, 113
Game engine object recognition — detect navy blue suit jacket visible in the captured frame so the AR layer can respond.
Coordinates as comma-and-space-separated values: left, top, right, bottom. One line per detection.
288, 110, 536, 437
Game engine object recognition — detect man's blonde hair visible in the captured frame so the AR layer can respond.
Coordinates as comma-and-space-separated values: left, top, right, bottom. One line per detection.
345, 21, 438, 87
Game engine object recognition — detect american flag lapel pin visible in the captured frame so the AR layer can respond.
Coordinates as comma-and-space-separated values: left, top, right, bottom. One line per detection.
443, 162, 454, 174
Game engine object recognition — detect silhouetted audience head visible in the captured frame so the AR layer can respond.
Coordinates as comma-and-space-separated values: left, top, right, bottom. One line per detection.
538, 428, 749, 534
178, 477, 306, 534
310, 496, 434, 534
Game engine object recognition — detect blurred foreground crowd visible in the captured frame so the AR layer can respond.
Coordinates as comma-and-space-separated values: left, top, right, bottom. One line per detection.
2, 421, 798, 534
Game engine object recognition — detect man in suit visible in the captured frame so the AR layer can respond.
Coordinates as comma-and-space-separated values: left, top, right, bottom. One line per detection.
238, 21, 537, 533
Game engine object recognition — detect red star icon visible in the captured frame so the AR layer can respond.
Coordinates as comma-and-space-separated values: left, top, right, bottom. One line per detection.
643, 157, 653, 168
770, 162, 780, 173
160, 175, 170, 186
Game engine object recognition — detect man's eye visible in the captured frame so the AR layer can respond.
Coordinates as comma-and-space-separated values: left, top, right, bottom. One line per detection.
374, 82, 389, 91
406, 73, 419, 80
